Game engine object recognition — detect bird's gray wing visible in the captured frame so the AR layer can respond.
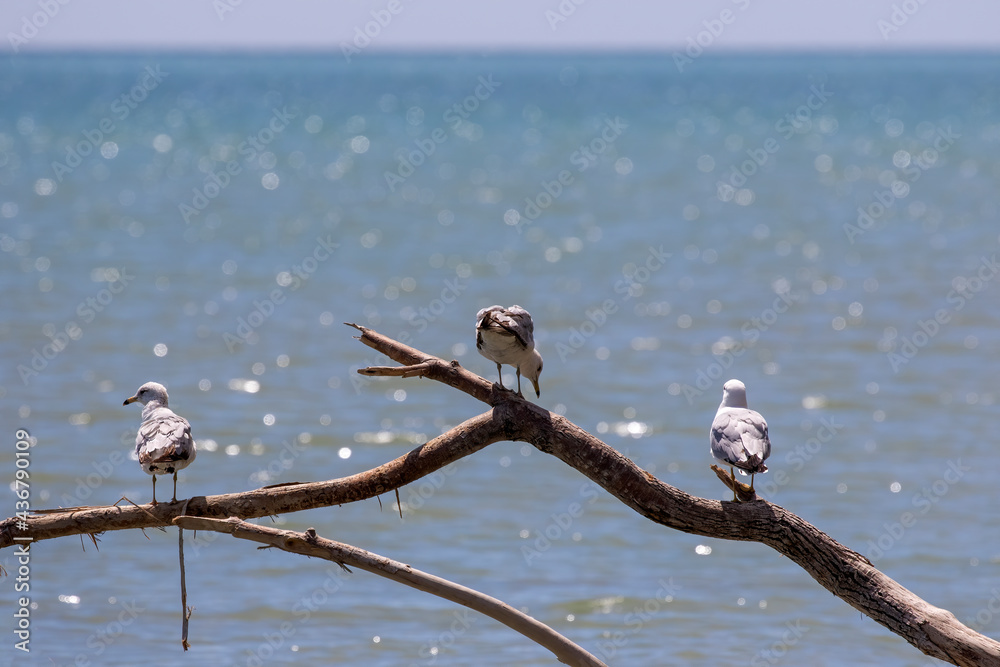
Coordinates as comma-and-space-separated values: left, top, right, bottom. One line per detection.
137, 413, 195, 466
477, 306, 531, 350
505, 305, 535, 348
738, 415, 770, 463
711, 413, 747, 465
476, 305, 503, 330
476, 305, 504, 353
711, 411, 770, 471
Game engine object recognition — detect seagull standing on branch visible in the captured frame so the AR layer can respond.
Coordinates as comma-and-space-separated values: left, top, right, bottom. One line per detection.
124, 381, 197, 505
476, 304, 543, 397
710, 379, 771, 501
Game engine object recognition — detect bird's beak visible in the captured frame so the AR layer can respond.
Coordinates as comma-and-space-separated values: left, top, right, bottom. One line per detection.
123, 395, 138, 406
531, 379, 540, 398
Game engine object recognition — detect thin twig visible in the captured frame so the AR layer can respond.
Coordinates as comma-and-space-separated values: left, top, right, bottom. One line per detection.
118, 495, 170, 529
179, 497, 192, 650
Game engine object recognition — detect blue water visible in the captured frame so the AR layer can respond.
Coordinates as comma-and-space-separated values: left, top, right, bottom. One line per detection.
1, 51, 999, 666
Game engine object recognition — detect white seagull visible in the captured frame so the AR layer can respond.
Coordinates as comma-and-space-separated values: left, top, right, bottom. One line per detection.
475, 304, 543, 397
124, 381, 197, 505
710, 379, 771, 501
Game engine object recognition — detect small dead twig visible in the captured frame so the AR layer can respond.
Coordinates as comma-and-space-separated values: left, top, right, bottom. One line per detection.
179, 497, 193, 650
117, 496, 170, 530
358, 361, 435, 379
710, 464, 757, 502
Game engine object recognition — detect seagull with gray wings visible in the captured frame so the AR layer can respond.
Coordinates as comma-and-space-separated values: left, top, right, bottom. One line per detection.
124, 381, 197, 504
710, 379, 771, 501
476, 304, 543, 397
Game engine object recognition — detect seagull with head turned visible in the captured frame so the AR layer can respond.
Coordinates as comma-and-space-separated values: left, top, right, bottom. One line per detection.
123, 381, 197, 505
710, 379, 771, 501
475, 304, 543, 398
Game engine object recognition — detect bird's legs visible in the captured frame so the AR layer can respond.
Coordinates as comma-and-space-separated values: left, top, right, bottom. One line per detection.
515, 367, 524, 397
495, 362, 506, 391
749, 473, 756, 495
729, 467, 739, 502
151, 474, 158, 506
172, 471, 178, 503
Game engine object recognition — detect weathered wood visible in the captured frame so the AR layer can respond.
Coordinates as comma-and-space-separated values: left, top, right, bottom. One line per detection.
2, 323, 996, 665
0, 409, 506, 546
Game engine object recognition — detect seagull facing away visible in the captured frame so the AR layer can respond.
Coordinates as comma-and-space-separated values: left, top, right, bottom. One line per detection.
123, 382, 196, 505
710, 379, 771, 501
476, 304, 543, 397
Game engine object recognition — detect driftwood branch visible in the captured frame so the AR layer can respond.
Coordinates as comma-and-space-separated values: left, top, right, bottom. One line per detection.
0, 409, 508, 547
173, 516, 605, 667
3, 323, 998, 665
347, 324, 1000, 666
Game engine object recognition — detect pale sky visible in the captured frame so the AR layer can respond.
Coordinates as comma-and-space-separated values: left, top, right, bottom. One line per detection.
3, 0, 999, 53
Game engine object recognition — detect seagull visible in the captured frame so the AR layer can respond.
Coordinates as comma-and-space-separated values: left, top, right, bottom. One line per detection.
710, 379, 771, 501
123, 382, 197, 505
475, 304, 543, 397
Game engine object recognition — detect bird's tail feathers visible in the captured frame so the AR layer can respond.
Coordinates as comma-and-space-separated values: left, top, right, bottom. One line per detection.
743, 453, 768, 474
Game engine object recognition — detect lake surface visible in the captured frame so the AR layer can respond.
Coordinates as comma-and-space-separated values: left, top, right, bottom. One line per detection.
1, 51, 999, 666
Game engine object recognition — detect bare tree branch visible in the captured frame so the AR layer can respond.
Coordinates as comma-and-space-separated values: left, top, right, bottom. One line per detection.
3, 323, 998, 665
350, 323, 1000, 666
0, 409, 507, 547
173, 516, 606, 667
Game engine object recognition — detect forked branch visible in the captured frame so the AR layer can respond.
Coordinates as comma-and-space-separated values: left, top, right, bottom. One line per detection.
2, 324, 997, 665
349, 323, 1000, 666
